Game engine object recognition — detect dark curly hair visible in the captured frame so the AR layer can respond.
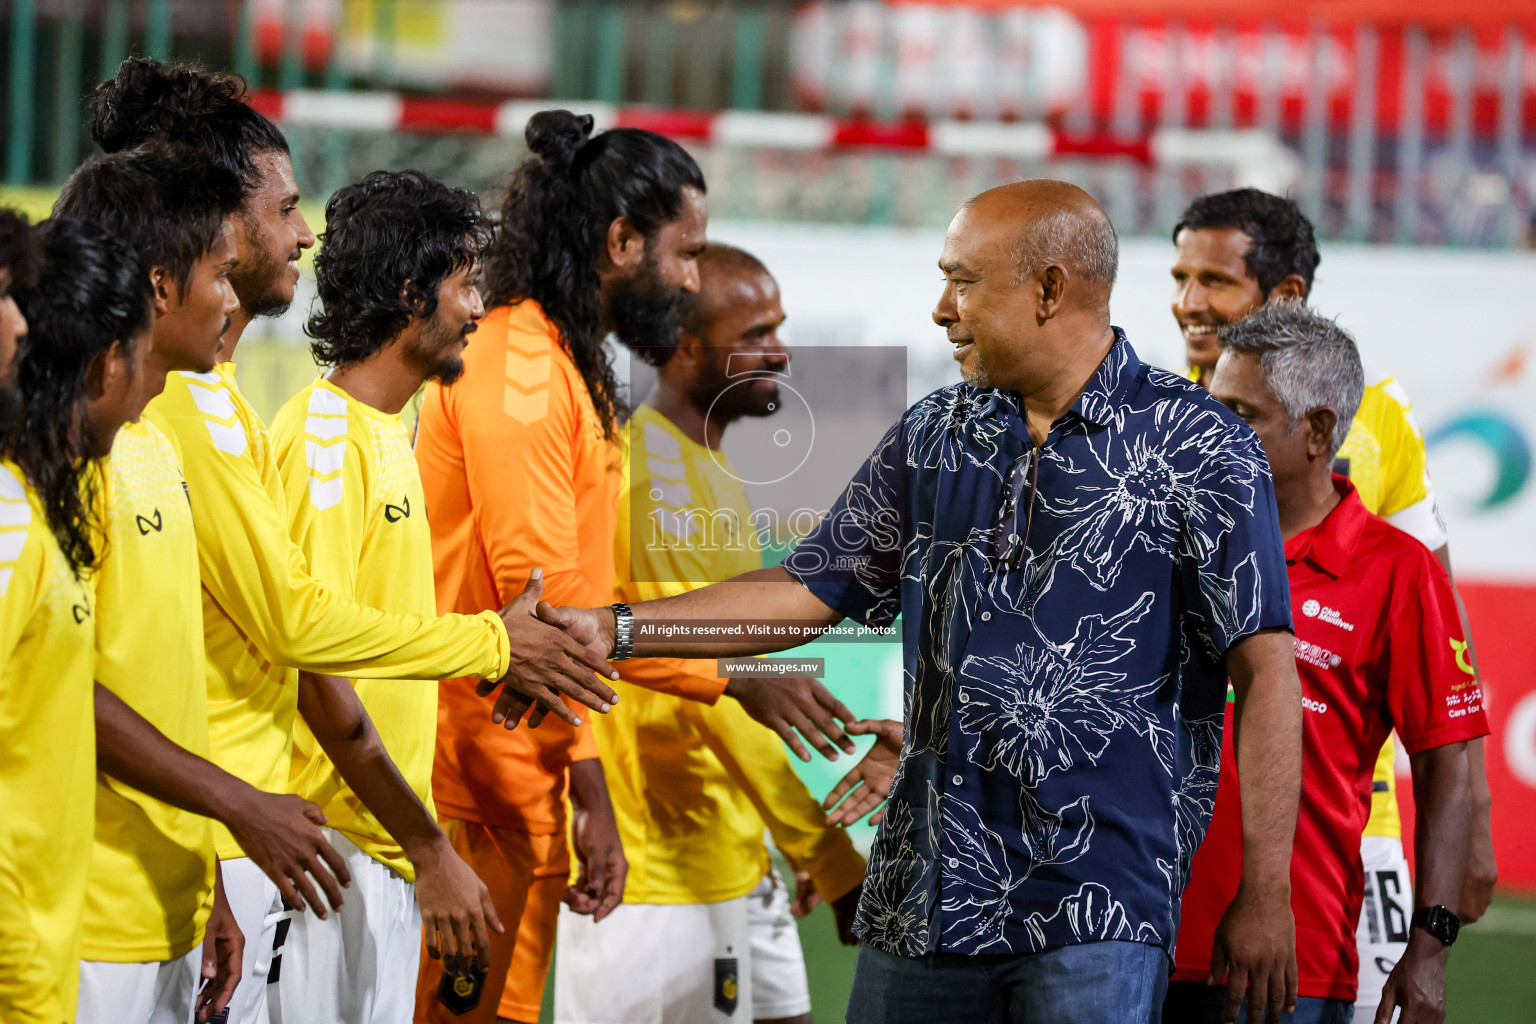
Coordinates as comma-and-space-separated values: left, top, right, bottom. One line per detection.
484, 110, 706, 437
54, 143, 241, 294
7, 219, 153, 576
90, 57, 288, 198
306, 170, 492, 367
1173, 189, 1320, 295
0, 207, 40, 294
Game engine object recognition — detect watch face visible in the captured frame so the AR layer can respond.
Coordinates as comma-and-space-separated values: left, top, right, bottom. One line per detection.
1416, 905, 1460, 945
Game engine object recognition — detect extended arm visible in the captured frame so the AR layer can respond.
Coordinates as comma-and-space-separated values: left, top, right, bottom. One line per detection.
1374, 742, 1472, 1024
93, 682, 350, 916
295, 672, 502, 968
1212, 629, 1303, 1024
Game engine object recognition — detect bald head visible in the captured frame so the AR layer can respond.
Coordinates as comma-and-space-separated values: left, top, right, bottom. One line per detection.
964, 180, 1118, 307
680, 243, 772, 339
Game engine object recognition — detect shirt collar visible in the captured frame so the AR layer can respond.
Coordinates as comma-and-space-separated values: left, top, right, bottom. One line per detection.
972, 328, 1139, 429
1072, 328, 1138, 428
1284, 475, 1370, 578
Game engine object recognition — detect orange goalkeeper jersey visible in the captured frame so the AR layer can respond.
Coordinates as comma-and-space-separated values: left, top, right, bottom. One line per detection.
416, 301, 613, 833
419, 301, 730, 832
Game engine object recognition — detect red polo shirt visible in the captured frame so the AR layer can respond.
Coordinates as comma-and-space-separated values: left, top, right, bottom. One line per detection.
1173, 476, 1487, 1001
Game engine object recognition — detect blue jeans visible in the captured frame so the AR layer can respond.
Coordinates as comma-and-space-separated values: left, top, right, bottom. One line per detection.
1162, 981, 1355, 1024
846, 940, 1168, 1024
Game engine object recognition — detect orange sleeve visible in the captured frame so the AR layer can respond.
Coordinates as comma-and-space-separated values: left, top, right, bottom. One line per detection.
453, 321, 605, 610
615, 655, 728, 704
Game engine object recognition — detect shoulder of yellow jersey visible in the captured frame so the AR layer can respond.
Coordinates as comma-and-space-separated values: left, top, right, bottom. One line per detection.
272, 382, 359, 514
0, 461, 47, 602
152, 366, 257, 460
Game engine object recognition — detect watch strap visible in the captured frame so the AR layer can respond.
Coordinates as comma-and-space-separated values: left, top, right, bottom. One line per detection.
609, 602, 634, 661
1410, 905, 1460, 946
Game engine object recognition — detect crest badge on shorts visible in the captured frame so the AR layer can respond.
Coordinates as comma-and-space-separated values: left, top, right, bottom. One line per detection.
714, 957, 740, 1015
437, 966, 486, 1015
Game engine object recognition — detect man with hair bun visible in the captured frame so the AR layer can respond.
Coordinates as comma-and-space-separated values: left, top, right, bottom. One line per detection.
89, 62, 619, 1023
1169, 301, 1488, 1024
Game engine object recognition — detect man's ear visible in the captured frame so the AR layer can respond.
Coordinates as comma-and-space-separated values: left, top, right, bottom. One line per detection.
670, 329, 705, 369
1269, 274, 1308, 303
148, 266, 174, 318
1037, 265, 1068, 321
604, 216, 645, 271
84, 339, 129, 401
1305, 406, 1339, 461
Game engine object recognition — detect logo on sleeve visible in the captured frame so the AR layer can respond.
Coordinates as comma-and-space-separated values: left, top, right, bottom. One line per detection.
384, 496, 411, 523
135, 508, 163, 535
1450, 638, 1475, 676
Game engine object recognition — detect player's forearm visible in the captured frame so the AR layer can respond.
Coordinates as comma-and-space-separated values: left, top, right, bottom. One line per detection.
93, 682, 258, 824
567, 757, 615, 819
296, 672, 447, 861
1227, 630, 1304, 892
1410, 742, 1473, 914
623, 567, 840, 658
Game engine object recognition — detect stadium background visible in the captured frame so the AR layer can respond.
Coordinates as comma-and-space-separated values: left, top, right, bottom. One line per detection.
2, 0, 1534, 1019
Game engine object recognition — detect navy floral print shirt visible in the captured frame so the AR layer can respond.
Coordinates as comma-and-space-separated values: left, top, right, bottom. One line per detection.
783, 332, 1291, 958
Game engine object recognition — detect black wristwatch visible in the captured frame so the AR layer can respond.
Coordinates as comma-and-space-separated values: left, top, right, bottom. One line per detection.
1410, 905, 1460, 947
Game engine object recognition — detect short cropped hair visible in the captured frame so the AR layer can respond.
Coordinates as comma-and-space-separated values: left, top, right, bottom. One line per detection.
680, 243, 772, 339
1174, 189, 1320, 295
1219, 299, 1363, 454
1010, 205, 1119, 293
306, 170, 493, 367
54, 143, 241, 293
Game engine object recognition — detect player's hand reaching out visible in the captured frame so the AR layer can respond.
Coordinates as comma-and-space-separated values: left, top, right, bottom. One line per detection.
413, 837, 504, 977
480, 569, 620, 730
727, 675, 857, 762
824, 719, 904, 826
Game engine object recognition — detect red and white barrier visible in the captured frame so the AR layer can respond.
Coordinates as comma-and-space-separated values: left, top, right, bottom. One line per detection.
247, 90, 1302, 195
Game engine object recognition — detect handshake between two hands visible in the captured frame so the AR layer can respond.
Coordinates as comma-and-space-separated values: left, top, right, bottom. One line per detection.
475, 568, 907, 827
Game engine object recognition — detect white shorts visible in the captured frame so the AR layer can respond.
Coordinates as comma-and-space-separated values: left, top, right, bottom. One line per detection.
1355, 834, 1412, 1014
222, 855, 283, 1024
554, 868, 812, 1024
269, 829, 421, 1024
76, 945, 203, 1024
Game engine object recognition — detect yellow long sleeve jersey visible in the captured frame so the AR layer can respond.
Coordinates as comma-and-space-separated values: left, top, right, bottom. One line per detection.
146, 364, 510, 859
604, 405, 867, 906
84, 414, 216, 963
270, 380, 439, 880
1189, 362, 1444, 841
0, 460, 96, 1023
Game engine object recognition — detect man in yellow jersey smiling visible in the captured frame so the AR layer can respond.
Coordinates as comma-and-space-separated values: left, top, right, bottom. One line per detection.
1169, 188, 1496, 1020
269, 171, 506, 1022
88, 61, 620, 1023
53, 144, 404, 1024
555, 244, 866, 1024
1, 217, 157, 1023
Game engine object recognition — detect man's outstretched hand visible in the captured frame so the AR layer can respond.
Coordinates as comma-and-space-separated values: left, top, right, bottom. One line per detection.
824, 719, 903, 826
478, 569, 620, 730
727, 675, 858, 762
